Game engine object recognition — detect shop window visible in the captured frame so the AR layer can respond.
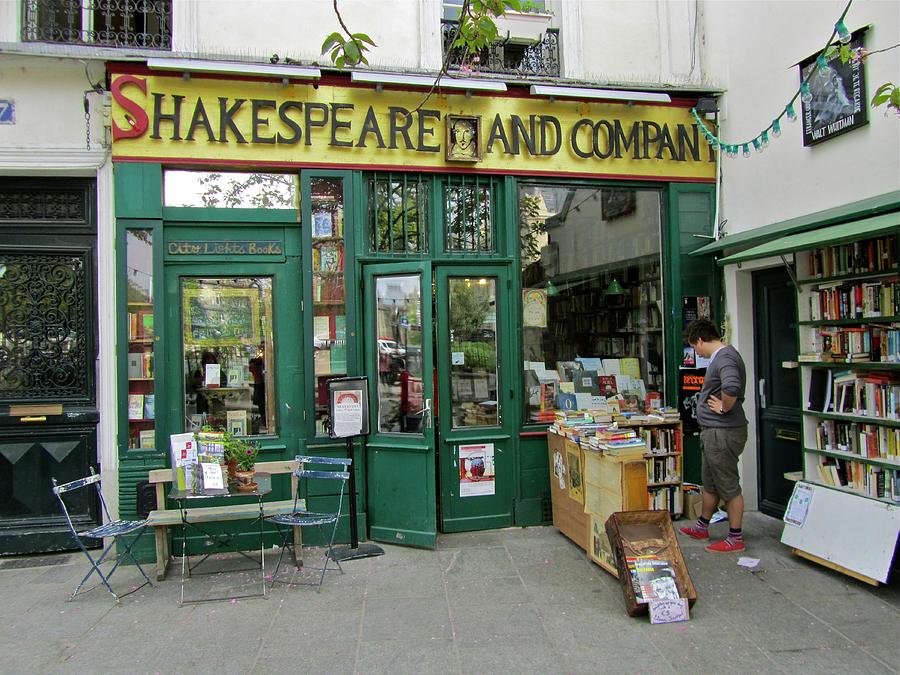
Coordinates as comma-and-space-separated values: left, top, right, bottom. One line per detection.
311, 178, 347, 435
22, 0, 172, 49
368, 173, 428, 254
180, 277, 275, 436
125, 229, 156, 449
375, 274, 424, 434
163, 170, 298, 209
445, 177, 494, 253
519, 184, 665, 423
448, 277, 499, 428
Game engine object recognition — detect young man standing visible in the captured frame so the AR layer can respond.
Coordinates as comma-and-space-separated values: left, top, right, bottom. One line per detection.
680, 319, 749, 552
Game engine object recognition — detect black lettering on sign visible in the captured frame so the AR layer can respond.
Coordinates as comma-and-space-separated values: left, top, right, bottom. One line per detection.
168, 241, 284, 256
151, 93, 184, 140
252, 99, 277, 144
186, 98, 215, 142
357, 106, 386, 148
330, 103, 355, 147
219, 98, 248, 144
485, 114, 512, 154
277, 101, 303, 144
304, 102, 329, 146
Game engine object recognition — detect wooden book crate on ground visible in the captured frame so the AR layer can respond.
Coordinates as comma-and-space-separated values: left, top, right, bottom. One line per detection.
605, 510, 697, 617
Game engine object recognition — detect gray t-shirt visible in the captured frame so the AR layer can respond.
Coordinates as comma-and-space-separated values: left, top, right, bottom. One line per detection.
696, 345, 748, 428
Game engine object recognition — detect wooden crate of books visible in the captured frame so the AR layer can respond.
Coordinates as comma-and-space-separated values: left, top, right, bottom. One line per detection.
547, 430, 589, 551
605, 510, 697, 616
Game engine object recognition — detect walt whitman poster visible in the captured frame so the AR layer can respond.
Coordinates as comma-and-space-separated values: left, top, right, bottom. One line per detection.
799, 31, 867, 146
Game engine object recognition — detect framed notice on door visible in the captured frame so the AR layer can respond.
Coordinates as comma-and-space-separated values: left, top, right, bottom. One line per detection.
327, 376, 370, 438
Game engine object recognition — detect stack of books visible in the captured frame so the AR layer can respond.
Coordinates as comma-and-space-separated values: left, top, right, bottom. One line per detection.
589, 426, 647, 458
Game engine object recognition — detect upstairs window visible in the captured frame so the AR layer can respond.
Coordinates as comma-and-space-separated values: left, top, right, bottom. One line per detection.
23, 0, 172, 49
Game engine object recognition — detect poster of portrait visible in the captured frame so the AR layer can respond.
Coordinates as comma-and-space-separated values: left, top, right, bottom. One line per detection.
799, 31, 868, 146
459, 443, 496, 497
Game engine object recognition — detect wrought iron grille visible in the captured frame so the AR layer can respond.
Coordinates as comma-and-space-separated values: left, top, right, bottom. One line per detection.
0, 187, 87, 224
441, 20, 560, 78
369, 173, 429, 254
22, 0, 172, 49
0, 252, 90, 400
445, 176, 494, 254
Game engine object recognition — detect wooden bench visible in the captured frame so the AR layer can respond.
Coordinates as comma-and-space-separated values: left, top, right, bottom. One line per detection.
147, 459, 302, 581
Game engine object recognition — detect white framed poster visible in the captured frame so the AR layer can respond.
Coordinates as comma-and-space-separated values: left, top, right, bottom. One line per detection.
459, 443, 496, 497
327, 376, 370, 438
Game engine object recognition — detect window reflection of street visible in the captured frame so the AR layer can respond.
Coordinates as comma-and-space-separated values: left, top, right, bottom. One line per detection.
375, 274, 424, 434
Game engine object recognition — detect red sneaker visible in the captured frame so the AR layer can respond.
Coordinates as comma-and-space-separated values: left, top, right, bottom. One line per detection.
679, 526, 709, 540
705, 538, 745, 553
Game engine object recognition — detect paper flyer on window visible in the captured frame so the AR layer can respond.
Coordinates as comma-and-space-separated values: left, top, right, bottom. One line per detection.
459, 443, 495, 497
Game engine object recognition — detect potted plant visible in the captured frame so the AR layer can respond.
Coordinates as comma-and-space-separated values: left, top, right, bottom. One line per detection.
223, 431, 260, 492
495, 2, 553, 44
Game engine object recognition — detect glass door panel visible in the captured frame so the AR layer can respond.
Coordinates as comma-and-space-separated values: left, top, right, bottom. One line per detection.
375, 274, 425, 434
310, 177, 347, 435
448, 276, 499, 428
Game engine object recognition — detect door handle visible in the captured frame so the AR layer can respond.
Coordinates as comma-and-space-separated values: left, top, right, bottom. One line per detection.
20, 416, 47, 423
420, 398, 432, 429
758, 378, 766, 409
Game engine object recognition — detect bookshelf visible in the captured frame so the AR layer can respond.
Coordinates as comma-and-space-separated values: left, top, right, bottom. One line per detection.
125, 228, 156, 452
796, 232, 899, 504
311, 178, 347, 434
543, 260, 664, 396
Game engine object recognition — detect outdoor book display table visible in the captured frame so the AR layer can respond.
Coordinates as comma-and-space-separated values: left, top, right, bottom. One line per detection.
547, 418, 683, 576
168, 472, 272, 605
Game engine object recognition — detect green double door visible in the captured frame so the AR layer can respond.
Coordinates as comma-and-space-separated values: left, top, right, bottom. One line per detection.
363, 262, 514, 548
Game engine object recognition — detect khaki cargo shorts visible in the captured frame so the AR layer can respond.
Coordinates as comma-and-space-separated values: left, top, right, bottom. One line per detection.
700, 426, 748, 501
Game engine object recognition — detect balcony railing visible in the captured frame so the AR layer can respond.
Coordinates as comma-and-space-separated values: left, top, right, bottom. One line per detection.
22, 0, 172, 49
441, 20, 560, 78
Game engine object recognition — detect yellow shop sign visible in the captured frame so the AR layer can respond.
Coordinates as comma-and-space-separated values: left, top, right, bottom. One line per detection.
110, 70, 715, 182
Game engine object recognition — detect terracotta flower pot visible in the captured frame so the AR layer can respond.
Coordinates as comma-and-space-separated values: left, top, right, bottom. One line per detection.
234, 469, 258, 492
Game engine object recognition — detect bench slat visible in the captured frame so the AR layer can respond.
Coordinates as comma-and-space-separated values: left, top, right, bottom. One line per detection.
147, 499, 306, 526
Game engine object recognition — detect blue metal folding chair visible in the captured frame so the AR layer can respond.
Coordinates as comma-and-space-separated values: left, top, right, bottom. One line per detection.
266, 455, 351, 588
51, 467, 153, 602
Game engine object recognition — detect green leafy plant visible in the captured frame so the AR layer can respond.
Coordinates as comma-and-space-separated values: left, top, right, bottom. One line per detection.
201, 424, 260, 472
872, 82, 900, 116
321, 30, 376, 69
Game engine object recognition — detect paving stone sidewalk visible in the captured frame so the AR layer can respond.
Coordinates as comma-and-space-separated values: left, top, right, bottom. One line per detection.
0, 511, 897, 674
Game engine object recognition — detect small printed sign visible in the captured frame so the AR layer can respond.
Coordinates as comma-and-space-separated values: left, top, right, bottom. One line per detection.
784, 482, 813, 527
649, 598, 690, 624
0, 100, 14, 124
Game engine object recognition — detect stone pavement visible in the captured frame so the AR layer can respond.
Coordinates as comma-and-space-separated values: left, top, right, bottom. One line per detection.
0, 511, 897, 674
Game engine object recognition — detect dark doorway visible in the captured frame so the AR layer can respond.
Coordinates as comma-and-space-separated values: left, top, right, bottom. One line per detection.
0, 179, 99, 554
753, 266, 802, 518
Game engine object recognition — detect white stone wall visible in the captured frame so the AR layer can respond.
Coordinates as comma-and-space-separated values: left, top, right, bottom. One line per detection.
703, 0, 900, 511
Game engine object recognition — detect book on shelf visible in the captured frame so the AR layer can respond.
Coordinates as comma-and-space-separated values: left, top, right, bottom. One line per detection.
226, 367, 242, 387
204, 363, 221, 388
143, 394, 155, 420
138, 429, 155, 449
313, 210, 334, 237
128, 394, 144, 420
226, 410, 247, 436
807, 368, 833, 413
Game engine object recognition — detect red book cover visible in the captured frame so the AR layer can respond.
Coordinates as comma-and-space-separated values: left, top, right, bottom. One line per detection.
598, 375, 617, 396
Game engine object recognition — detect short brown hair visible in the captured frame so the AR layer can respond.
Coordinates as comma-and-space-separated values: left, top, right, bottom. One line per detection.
683, 319, 720, 345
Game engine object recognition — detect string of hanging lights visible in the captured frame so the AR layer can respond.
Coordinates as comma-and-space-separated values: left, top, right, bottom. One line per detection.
691, 0, 855, 158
